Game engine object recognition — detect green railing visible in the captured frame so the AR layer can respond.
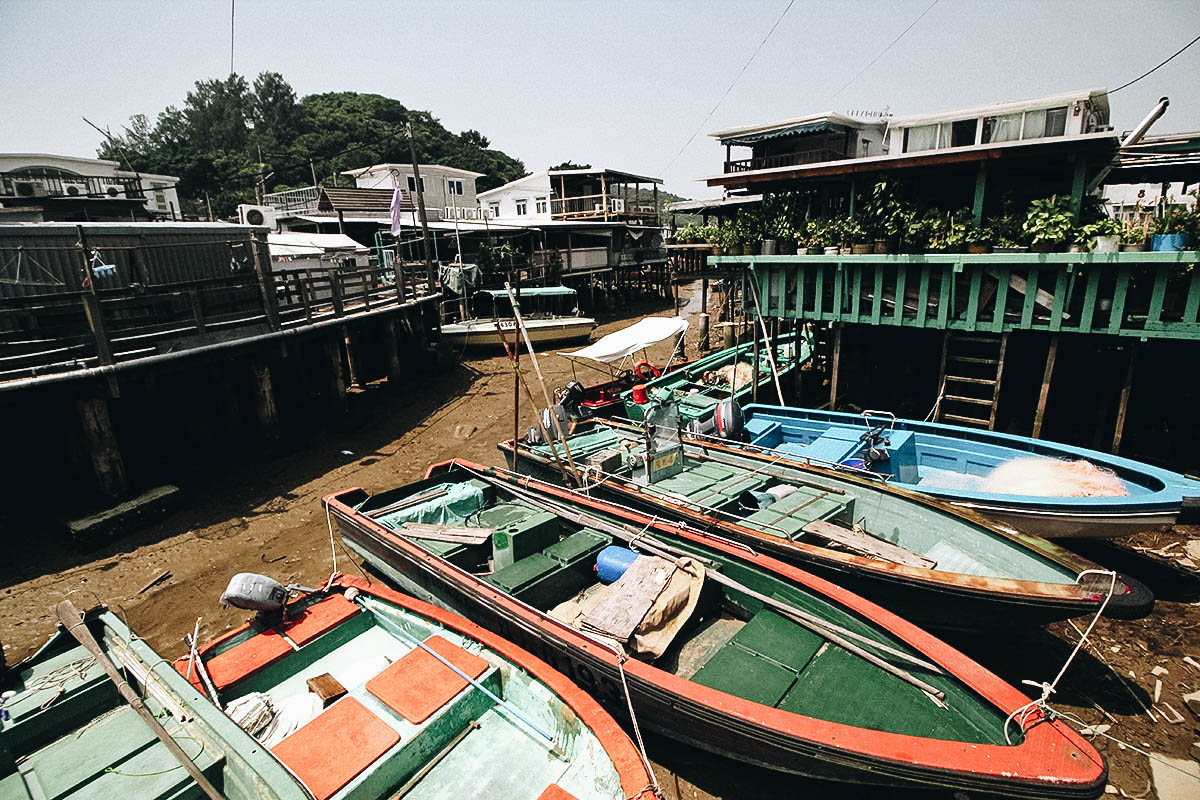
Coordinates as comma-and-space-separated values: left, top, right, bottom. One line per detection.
714, 252, 1200, 340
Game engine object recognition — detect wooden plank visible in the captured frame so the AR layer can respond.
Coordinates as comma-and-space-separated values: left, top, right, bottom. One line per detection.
582, 556, 676, 642
1019, 267, 1039, 328
935, 265, 951, 328
892, 264, 907, 324
1147, 268, 1168, 326
916, 263, 931, 327
1049, 268, 1069, 331
813, 262, 825, 319
989, 265, 1008, 333
1184, 266, 1200, 325
1078, 268, 1101, 333
1032, 334, 1058, 438
1112, 344, 1138, 454
1107, 264, 1131, 334
870, 263, 883, 324
832, 262, 844, 320
399, 523, 492, 545
801, 519, 936, 569
964, 266, 982, 328
987, 332, 1009, 430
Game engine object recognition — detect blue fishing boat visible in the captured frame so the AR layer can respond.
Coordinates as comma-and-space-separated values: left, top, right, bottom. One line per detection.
740, 404, 1200, 539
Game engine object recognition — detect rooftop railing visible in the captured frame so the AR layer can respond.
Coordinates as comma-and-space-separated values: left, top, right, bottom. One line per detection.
0, 172, 145, 200
724, 148, 850, 173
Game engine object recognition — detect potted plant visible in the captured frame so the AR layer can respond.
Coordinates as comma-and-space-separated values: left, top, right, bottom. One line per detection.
1119, 221, 1149, 252
992, 213, 1027, 252
867, 179, 905, 254
964, 222, 994, 254
840, 216, 870, 254
806, 220, 834, 254
1083, 218, 1121, 253
1152, 198, 1197, 251
1022, 196, 1073, 252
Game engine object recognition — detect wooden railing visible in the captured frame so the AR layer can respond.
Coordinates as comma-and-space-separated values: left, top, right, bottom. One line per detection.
666, 243, 715, 276
714, 252, 1200, 340
0, 260, 436, 384
724, 148, 849, 173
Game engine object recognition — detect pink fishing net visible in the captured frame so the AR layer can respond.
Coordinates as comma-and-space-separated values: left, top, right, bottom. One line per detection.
980, 457, 1130, 498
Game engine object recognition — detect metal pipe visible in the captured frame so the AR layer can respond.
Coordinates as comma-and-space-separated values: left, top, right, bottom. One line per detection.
1121, 97, 1169, 148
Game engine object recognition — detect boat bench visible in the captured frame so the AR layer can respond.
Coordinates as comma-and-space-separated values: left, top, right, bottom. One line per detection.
690, 609, 826, 708
745, 418, 783, 448
0, 644, 117, 756
486, 530, 611, 609
777, 428, 865, 466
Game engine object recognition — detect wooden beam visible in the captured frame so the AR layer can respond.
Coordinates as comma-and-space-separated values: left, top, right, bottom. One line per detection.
75, 226, 114, 367
1032, 334, 1058, 438
77, 395, 128, 499
1070, 154, 1089, 223
1112, 343, 1138, 454
829, 323, 842, 411
972, 162, 988, 227
251, 360, 281, 441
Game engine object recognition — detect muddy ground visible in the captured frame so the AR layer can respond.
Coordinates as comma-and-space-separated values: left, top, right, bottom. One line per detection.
1, 293, 1198, 799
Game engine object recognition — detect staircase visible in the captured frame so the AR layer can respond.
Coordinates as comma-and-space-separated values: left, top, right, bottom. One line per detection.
934, 332, 1008, 429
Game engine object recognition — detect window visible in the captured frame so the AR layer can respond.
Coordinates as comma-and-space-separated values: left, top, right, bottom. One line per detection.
535, 196, 547, 214
982, 113, 1022, 144
488, 202, 500, 218
152, 182, 167, 210
447, 179, 464, 196
1019, 106, 1067, 140
903, 124, 938, 153
945, 119, 978, 147
1043, 106, 1068, 137
406, 176, 425, 192
515, 199, 527, 215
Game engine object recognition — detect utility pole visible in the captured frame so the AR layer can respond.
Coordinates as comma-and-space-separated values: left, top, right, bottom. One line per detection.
255, 144, 265, 204
310, 159, 319, 187
406, 119, 436, 290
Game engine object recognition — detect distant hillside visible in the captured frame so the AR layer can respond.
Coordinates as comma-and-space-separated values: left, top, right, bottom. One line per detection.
98, 72, 526, 216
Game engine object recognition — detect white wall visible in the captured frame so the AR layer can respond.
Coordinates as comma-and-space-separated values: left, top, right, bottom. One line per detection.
0, 153, 181, 217
353, 166, 480, 213
480, 174, 553, 222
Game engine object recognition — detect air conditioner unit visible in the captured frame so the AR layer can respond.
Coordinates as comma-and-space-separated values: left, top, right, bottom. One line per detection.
238, 204, 277, 228
61, 181, 89, 197
14, 180, 48, 198
100, 183, 126, 198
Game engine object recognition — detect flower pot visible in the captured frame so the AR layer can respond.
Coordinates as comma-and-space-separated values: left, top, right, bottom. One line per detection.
778, 239, 797, 255
1119, 243, 1145, 252
1030, 240, 1061, 253
872, 238, 896, 255
806, 246, 823, 255
710, 246, 723, 256
994, 246, 1028, 253
967, 243, 992, 254
761, 239, 777, 255
1152, 233, 1193, 251
823, 246, 840, 255
851, 243, 873, 255
1067, 244, 1084, 254
1091, 235, 1119, 254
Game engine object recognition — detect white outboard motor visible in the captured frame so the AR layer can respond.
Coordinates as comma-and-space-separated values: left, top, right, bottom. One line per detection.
221, 573, 318, 624
687, 399, 744, 441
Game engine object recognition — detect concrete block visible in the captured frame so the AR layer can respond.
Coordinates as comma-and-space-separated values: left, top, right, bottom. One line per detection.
66, 485, 182, 549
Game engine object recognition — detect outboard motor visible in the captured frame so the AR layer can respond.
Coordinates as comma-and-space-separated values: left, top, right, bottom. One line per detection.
522, 403, 571, 445
558, 381, 586, 419
686, 399, 744, 441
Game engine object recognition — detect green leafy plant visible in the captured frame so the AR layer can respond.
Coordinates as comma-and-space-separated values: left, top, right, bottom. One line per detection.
673, 222, 706, 244
964, 223, 994, 245
1154, 198, 1198, 237
1022, 196, 1074, 245
805, 219, 833, 248
1083, 218, 1121, 238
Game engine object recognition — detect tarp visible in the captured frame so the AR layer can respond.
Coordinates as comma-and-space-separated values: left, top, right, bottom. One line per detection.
267, 231, 366, 257
562, 317, 688, 364
477, 286, 577, 298
722, 120, 836, 146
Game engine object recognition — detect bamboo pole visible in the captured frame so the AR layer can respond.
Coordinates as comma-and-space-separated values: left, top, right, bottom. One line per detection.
747, 268, 785, 404
503, 283, 580, 482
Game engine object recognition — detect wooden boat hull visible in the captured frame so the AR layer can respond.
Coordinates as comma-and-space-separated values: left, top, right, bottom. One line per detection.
442, 317, 596, 348
741, 404, 1200, 539
325, 467, 1108, 799
500, 431, 1153, 631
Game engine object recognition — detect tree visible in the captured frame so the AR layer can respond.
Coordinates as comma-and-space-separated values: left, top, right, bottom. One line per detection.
550, 161, 591, 170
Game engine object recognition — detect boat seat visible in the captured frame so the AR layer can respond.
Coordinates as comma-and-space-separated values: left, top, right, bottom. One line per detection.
487, 531, 609, 608
491, 509, 561, 571
366, 635, 489, 724
792, 428, 865, 466
272, 696, 400, 800
745, 418, 783, 447
538, 785, 581, 800
1, 645, 116, 754
188, 595, 360, 692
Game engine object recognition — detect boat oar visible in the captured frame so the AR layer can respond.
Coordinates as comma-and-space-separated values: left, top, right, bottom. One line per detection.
478, 468, 947, 696
745, 267, 785, 404
54, 600, 227, 800
350, 593, 567, 759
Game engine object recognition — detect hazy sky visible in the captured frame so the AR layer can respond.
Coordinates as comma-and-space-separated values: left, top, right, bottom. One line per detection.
2, 0, 1198, 198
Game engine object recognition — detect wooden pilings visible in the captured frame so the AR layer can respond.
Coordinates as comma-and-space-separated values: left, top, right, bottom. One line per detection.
251, 361, 280, 441
1032, 334, 1058, 439
77, 396, 128, 499
1112, 343, 1138, 455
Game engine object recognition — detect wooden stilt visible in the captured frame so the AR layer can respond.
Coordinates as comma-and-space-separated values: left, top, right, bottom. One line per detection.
77, 396, 128, 499
251, 360, 281, 440
829, 324, 843, 411
343, 329, 360, 387
324, 338, 347, 414
383, 318, 404, 386
1032, 334, 1058, 438
752, 308, 760, 404
1112, 343, 1138, 454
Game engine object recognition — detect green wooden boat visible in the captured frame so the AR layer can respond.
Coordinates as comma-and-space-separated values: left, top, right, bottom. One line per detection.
620, 329, 812, 424
0, 576, 655, 800
498, 404, 1151, 631
325, 461, 1108, 798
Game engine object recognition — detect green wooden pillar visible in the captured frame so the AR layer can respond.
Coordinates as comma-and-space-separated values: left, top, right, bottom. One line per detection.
1069, 154, 1089, 223
972, 163, 988, 227
848, 177, 857, 217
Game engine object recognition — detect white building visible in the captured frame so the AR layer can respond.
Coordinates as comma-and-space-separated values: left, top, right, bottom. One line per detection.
341, 163, 485, 220
477, 171, 554, 222
0, 153, 180, 220
478, 167, 662, 226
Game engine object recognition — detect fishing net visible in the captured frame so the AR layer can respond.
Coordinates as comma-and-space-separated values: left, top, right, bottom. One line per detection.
980, 458, 1129, 497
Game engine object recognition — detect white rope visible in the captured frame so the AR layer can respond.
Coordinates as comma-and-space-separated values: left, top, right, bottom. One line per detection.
1003, 570, 1117, 744
325, 502, 339, 577
614, 652, 662, 798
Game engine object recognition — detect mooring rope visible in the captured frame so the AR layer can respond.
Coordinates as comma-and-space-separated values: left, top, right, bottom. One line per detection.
1003, 570, 1117, 744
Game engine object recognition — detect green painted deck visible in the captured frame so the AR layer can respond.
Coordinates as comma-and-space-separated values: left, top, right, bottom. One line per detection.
715, 251, 1200, 340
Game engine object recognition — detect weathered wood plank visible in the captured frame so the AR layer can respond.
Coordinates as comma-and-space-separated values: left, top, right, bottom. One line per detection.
399, 523, 492, 545
801, 519, 936, 569
582, 555, 676, 642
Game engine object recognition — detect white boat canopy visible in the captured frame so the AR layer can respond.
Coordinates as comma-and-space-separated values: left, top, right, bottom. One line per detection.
561, 317, 688, 364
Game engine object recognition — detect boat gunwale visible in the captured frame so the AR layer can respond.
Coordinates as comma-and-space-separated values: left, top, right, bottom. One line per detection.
322, 463, 1107, 794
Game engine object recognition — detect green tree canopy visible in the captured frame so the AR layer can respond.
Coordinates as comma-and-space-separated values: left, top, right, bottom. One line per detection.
98, 72, 525, 217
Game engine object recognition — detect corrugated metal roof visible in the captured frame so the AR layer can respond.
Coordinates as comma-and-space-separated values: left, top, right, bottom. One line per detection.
318, 188, 401, 213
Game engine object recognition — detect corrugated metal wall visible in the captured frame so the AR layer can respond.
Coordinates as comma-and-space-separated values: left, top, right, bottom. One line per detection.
0, 223, 269, 299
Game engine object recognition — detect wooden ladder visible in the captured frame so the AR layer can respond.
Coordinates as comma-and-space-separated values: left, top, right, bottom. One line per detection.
934, 332, 1008, 429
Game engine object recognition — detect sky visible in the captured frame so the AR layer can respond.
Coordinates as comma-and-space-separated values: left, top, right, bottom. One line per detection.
2, 0, 1199, 199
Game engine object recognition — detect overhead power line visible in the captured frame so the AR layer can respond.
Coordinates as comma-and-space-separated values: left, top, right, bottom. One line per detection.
1109, 32, 1200, 94
661, 0, 797, 173
826, 0, 941, 104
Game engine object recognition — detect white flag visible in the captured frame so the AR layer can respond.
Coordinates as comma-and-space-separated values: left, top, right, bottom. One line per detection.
390, 187, 405, 236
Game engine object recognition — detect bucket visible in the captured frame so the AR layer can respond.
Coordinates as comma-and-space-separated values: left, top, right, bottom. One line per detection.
1152, 233, 1193, 252
631, 384, 649, 404
737, 490, 776, 510
596, 546, 639, 584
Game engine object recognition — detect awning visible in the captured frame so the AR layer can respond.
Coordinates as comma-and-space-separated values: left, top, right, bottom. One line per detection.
561, 317, 688, 364
723, 121, 837, 146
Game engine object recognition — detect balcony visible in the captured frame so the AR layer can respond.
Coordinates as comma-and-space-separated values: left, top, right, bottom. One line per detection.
549, 194, 659, 224
0, 172, 145, 200
724, 148, 849, 173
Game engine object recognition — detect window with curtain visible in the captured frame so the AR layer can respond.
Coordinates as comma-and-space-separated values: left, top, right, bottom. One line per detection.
1045, 107, 1068, 137
1022, 109, 1047, 139
983, 113, 1023, 143
903, 124, 939, 152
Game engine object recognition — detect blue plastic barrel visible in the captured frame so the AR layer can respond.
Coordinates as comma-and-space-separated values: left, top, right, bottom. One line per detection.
595, 546, 639, 584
